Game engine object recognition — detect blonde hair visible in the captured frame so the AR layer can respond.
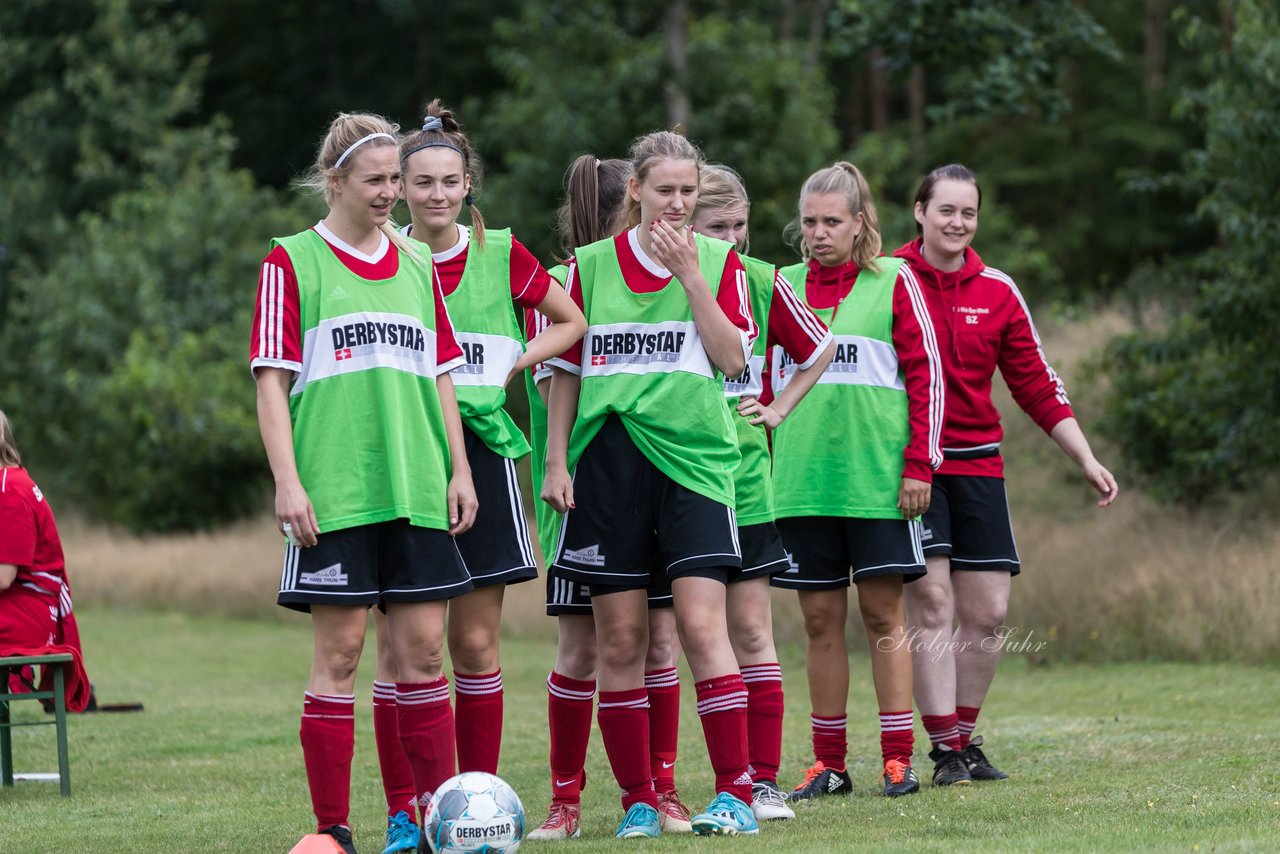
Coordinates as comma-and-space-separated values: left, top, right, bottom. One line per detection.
695, 164, 752, 254
293, 112, 420, 260
622, 130, 705, 229
786, 161, 882, 271
0, 408, 21, 467
399, 99, 488, 247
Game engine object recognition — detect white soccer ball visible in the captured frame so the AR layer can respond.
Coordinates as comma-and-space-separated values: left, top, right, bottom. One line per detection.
421, 771, 525, 853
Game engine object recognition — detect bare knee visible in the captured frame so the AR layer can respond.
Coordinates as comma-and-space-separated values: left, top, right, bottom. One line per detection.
597, 623, 647, 672
956, 597, 1008, 635
801, 596, 847, 641
905, 579, 954, 631
315, 637, 363, 684
730, 614, 772, 659
449, 622, 500, 673
645, 615, 679, 670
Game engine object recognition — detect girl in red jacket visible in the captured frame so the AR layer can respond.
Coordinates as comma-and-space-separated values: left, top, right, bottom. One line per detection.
894, 164, 1118, 787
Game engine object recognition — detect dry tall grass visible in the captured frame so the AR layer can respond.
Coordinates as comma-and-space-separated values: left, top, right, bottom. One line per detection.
60, 307, 1279, 662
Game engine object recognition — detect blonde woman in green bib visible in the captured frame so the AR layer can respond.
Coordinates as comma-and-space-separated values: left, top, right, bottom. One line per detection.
253, 112, 478, 854
689, 164, 834, 821
770, 162, 944, 800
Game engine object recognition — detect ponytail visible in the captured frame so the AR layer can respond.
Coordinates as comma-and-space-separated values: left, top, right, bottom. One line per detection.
556, 154, 630, 260
0, 408, 22, 467
786, 161, 882, 271
400, 99, 487, 247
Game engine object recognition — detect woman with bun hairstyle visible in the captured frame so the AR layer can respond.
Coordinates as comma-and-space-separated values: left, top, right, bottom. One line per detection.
688, 164, 834, 822
252, 112, 477, 854
528, 154, 700, 840
396, 100, 586, 780
895, 164, 1117, 787
770, 161, 944, 800
542, 130, 760, 839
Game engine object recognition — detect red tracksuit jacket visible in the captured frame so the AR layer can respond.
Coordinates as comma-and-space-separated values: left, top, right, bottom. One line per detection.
893, 239, 1074, 478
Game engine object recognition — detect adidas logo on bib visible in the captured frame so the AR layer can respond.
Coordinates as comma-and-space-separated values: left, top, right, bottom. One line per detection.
330, 285, 350, 301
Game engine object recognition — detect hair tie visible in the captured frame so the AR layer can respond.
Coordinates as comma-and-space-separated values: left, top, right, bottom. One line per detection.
421, 115, 444, 132
595, 158, 602, 169
334, 132, 395, 169
464, 193, 474, 207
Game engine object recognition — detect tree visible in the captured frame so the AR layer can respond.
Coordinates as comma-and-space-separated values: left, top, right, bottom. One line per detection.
1101, 0, 1280, 502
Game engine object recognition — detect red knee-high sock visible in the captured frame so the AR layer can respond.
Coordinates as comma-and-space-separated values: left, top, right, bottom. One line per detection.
547, 672, 595, 806
598, 688, 657, 810
811, 713, 847, 772
372, 681, 416, 817
921, 712, 962, 752
957, 705, 981, 749
695, 674, 751, 803
299, 692, 355, 832
879, 710, 915, 763
396, 678, 456, 810
741, 663, 784, 784
644, 667, 680, 794
454, 670, 503, 774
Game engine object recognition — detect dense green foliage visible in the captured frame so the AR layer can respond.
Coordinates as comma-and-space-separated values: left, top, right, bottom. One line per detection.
1101, 0, 1280, 502
0, 0, 1275, 528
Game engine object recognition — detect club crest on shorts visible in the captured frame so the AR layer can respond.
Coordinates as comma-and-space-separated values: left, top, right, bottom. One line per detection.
562, 544, 606, 567
299, 563, 348, 586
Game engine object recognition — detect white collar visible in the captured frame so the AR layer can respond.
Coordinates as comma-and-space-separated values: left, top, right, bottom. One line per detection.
431, 223, 470, 263
627, 226, 671, 278
315, 221, 388, 264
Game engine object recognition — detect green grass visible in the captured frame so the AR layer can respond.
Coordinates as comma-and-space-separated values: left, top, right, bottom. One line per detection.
2, 610, 1277, 852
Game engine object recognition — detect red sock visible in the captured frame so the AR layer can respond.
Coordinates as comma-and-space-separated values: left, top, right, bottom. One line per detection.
879, 710, 915, 763
372, 681, 415, 817
695, 674, 751, 803
644, 667, 680, 794
454, 670, 503, 774
598, 688, 657, 810
921, 712, 962, 752
957, 705, 981, 749
396, 678, 456, 809
547, 671, 594, 806
741, 663, 784, 783
299, 692, 355, 832
811, 713, 847, 772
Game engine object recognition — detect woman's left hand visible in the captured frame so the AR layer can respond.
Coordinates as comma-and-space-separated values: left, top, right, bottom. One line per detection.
737, 396, 784, 430
447, 471, 479, 536
898, 476, 931, 519
648, 220, 700, 283
1082, 459, 1119, 507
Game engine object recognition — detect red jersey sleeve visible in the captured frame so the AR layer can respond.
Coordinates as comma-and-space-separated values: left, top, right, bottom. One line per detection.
249, 245, 302, 376
434, 272, 466, 376
0, 471, 37, 569
893, 268, 946, 481
545, 259, 585, 374
510, 238, 553, 309
995, 275, 1074, 433
718, 250, 756, 344
767, 269, 832, 366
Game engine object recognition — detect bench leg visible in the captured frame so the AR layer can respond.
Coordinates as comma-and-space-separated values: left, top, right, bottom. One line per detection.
1, 691, 11, 788
54, 665, 70, 797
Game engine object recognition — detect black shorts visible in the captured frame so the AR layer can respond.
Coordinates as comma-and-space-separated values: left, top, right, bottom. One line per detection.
771, 516, 925, 590
544, 567, 674, 616
734, 522, 790, 583
552, 416, 741, 593
277, 519, 473, 612
452, 426, 538, 589
920, 474, 1021, 575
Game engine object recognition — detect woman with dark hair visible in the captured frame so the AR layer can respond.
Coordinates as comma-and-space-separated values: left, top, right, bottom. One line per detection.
895, 164, 1117, 788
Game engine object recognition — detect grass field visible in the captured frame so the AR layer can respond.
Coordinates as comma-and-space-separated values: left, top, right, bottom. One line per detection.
2, 609, 1277, 853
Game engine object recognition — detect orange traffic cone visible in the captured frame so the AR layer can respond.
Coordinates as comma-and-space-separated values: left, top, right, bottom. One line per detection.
288, 833, 348, 853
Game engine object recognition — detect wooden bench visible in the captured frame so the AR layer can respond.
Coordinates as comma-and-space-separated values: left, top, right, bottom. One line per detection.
0, 653, 72, 796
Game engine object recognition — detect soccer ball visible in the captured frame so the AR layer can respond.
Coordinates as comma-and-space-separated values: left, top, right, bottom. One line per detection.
421, 771, 525, 853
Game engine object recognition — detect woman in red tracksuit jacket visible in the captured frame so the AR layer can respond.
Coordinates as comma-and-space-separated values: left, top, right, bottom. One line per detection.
894, 164, 1118, 787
